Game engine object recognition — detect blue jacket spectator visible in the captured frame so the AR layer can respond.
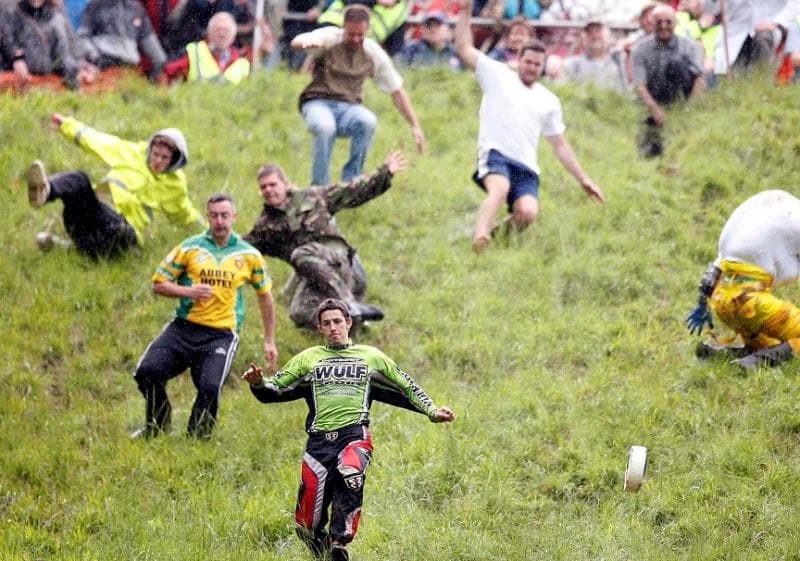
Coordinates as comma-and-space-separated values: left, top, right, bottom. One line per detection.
398, 12, 461, 70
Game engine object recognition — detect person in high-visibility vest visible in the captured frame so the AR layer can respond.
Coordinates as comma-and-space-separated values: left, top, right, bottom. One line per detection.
317, 0, 410, 45
687, 190, 800, 370
162, 12, 251, 85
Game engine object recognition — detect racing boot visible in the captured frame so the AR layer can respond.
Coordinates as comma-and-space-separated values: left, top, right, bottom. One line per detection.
329, 543, 350, 561
695, 341, 750, 360
349, 301, 384, 323
732, 342, 794, 371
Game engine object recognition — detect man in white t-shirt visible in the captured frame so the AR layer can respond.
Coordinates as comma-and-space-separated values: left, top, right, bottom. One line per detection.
454, 0, 605, 253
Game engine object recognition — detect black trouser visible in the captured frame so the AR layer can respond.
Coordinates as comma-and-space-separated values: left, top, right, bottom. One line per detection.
295, 424, 374, 551
734, 31, 776, 71
647, 57, 699, 106
47, 170, 137, 259
134, 318, 239, 438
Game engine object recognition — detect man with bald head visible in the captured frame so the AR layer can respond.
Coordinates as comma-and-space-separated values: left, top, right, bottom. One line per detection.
632, 4, 705, 156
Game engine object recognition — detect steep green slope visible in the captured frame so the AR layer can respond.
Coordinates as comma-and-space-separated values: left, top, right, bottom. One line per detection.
2, 69, 800, 560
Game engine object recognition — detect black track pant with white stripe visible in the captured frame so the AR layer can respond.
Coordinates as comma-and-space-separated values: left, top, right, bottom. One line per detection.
134, 318, 239, 438
47, 170, 137, 259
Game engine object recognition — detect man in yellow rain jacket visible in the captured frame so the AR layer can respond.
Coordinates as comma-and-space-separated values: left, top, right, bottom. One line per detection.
687, 190, 800, 370
25, 112, 203, 259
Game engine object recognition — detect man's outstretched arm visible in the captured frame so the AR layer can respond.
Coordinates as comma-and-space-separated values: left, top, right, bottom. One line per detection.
390, 89, 425, 153
454, 0, 480, 70
257, 292, 278, 370
546, 134, 605, 204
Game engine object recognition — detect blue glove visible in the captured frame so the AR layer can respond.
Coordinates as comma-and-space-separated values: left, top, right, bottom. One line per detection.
686, 302, 713, 335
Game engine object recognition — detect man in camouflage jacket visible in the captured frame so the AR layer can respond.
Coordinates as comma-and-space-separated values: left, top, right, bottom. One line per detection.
244, 150, 406, 329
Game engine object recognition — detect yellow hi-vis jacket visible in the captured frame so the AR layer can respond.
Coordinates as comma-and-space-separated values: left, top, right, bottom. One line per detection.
186, 41, 251, 85
710, 260, 800, 352
317, 0, 409, 43
675, 11, 720, 61
59, 117, 203, 244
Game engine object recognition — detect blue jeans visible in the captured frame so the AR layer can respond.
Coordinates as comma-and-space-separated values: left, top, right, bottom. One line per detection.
301, 99, 377, 186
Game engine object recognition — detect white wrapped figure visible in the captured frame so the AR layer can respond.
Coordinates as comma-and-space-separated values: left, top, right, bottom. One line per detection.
687, 190, 800, 369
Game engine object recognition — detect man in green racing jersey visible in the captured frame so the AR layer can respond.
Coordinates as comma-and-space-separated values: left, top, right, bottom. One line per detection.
242, 298, 454, 561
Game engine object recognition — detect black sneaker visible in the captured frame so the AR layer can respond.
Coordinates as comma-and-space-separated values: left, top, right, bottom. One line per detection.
329, 544, 349, 561
350, 302, 384, 323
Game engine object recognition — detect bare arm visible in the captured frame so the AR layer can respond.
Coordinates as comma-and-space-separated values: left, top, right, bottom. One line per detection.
454, 0, 480, 70
257, 291, 278, 370
546, 134, 605, 204
390, 89, 425, 153
634, 82, 666, 126
152, 280, 213, 301
689, 75, 706, 99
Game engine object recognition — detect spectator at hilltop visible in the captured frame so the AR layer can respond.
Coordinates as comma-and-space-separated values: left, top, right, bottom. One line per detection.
0, 0, 94, 90
621, 2, 657, 83
488, 16, 533, 70
561, 19, 626, 90
398, 11, 461, 69
701, 0, 787, 75
632, 4, 705, 157
776, 0, 800, 83
502, 0, 539, 20
675, 0, 719, 81
159, 0, 261, 60
162, 11, 251, 84
537, 0, 590, 22
77, 0, 167, 80
63, 0, 89, 29
316, 0, 411, 55
280, 0, 326, 70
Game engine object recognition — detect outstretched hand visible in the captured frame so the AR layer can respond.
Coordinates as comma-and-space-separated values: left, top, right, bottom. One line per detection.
581, 179, 605, 204
433, 406, 455, 423
384, 150, 407, 176
686, 302, 713, 335
50, 112, 66, 127
241, 362, 265, 385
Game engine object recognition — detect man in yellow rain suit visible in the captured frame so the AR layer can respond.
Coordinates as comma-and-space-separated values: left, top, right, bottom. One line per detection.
687, 190, 800, 369
25, 112, 203, 259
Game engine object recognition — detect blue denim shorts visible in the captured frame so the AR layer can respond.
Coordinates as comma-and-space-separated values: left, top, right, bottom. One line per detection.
472, 149, 540, 209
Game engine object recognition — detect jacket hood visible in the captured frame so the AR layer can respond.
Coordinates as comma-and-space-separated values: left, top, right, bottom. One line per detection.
147, 128, 189, 172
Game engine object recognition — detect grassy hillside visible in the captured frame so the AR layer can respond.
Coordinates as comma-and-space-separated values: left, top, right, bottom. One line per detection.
2, 69, 800, 561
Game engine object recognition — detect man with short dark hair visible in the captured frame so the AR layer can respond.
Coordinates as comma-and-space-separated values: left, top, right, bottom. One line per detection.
242, 298, 454, 561
454, 0, 604, 253
244, 150, 406, 329
24, 112, 202, 259
290, 4, 425, 186
132, 194, 277, 439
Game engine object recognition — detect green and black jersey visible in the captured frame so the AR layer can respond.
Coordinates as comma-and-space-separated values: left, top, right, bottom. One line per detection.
252, 341, 438, 433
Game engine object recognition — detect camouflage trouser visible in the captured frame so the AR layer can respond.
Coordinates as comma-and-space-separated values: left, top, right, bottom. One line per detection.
288, 242, 367, 328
